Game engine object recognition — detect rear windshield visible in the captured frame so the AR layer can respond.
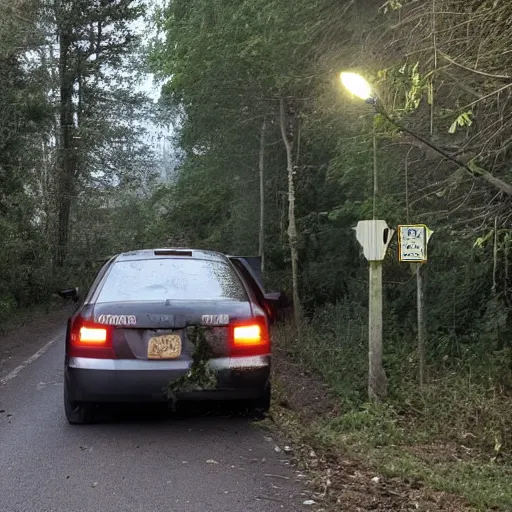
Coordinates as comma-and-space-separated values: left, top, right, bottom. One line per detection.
96, 258, 247, 303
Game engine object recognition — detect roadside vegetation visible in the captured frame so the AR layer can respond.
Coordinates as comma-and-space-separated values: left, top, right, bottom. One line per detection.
1, 1, 512, 509
273, 315, 512, 510
147, 3, 512, 507
0, 0, 164, 323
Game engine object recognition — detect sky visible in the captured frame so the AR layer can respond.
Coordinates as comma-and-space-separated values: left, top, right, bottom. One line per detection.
131, 0, 179, 181
134, 0, 163, 101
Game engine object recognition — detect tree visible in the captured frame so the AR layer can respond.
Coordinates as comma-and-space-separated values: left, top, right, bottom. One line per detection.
0, 0, 161, 317
52, 0, 145, 267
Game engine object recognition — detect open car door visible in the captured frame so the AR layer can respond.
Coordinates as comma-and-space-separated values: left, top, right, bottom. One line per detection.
228, 255, 289, 323
229, 256, 264, 289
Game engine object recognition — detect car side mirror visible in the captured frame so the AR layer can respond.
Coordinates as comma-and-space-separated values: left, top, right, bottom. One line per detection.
264, 292, 281, 305
58, 287, 80, 303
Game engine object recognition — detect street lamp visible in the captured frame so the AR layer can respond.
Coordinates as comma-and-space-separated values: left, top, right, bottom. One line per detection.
339, 72, 375, 103
340, 70, 389, 401
340, 70, 432, 395
340, 71, 466, 170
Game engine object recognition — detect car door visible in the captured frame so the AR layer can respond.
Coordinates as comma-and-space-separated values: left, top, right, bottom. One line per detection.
228, 256, 288, 323
229, 256, 264, 288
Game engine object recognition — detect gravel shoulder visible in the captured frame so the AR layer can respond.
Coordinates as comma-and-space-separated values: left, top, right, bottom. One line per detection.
0, 303, 74, 380
271, 347, 474, 511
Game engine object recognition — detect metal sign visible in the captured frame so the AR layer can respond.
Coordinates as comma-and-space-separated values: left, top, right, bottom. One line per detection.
398, 224, 433, 262
354, 220, 395, 262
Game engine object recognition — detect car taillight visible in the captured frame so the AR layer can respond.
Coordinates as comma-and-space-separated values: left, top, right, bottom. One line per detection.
230, 317, 270, 356
79, 326, 108, 344
68, 316, 115, 359
234, 325, 261, 344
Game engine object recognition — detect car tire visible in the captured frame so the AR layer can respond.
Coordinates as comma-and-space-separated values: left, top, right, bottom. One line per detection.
253, 385, 271, 413
64, 386, 95, 425
245, 385, 271, 418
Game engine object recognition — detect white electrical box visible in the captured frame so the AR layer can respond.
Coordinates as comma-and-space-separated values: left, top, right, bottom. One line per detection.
354, 220, 395, 261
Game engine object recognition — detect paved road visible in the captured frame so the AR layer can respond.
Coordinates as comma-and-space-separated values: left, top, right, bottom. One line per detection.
0, 328, 309, 512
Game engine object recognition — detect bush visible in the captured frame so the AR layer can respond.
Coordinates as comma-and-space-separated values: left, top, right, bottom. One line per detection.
276, 300, 512, 458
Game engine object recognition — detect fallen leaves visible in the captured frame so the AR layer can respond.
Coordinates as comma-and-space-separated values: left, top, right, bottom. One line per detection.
271, 347, 475, 511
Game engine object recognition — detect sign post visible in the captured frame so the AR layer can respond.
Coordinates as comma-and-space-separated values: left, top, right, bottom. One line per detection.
354, 220, 394, 401
397, 224, 433, 387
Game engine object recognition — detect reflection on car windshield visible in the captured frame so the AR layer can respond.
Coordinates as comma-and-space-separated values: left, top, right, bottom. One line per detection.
96, 258, 246, 303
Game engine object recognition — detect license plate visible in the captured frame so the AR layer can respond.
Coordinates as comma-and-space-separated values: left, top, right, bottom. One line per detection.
147, 334, 182, 359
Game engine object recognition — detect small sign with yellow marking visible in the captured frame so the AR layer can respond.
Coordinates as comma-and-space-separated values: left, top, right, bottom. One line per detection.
398, 224, 433, 263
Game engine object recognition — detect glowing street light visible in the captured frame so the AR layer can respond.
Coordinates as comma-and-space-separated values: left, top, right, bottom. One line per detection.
340, 72, 374, 103
341, 70, 387, 401
340, 69, 437, 397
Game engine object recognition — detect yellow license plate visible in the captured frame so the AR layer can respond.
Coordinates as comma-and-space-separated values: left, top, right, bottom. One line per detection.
147, 334, 182, 359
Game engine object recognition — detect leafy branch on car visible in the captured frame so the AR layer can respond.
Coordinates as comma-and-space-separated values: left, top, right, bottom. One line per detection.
166, 327, 218, 399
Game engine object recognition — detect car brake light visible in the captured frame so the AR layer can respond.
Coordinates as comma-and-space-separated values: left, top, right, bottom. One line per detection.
68, 317, 115, 359
230, 317, 270, 356
154, 249, 192, 256
79, 326, 108, 344
233, 325, 262, 345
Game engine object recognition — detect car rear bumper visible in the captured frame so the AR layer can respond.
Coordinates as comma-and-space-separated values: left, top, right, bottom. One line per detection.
65, 355, 270, 403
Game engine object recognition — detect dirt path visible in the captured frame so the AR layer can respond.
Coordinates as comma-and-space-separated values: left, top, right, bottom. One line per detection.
271, 348, 473, 511
0, 304, 74, 380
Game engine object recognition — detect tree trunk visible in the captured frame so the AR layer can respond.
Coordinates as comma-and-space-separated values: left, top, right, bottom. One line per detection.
258, 118, 266, 274
279, 98, 302, 333
55, 27, 75, 268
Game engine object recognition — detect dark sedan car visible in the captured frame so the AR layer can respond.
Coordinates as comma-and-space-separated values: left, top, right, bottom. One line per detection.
60, 248, 284, 424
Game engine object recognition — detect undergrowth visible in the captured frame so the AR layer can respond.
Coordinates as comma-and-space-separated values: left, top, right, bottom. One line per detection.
274, 301, 512, 510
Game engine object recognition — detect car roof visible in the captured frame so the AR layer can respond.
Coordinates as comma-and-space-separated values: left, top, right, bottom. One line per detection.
112, 248, 228, 263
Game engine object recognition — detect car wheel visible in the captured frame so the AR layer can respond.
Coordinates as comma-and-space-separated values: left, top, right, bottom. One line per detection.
64, 386, 94, 425
252, 385, 271, 414
238, 385, 271, 418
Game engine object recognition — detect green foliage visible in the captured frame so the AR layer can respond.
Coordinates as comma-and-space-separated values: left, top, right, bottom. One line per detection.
276, 302, 368, 403
380, 0, 404, 13
0, 1, 161, 316
449, 111, 474, 134
166, 327, 218, 398
316, 403, 404, 448
277, 299, 512, 456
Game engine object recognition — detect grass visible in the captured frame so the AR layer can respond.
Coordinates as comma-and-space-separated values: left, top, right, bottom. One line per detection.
272, 302, 512, 511
0, 297, 66, 335
374, 450, 512, 510
311, 416, 512, 510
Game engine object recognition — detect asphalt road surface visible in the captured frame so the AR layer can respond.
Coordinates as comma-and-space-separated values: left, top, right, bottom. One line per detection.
0, 327, 311, 512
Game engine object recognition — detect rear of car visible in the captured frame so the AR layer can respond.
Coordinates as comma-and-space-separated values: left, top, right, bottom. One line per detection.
64, 249, 271, 424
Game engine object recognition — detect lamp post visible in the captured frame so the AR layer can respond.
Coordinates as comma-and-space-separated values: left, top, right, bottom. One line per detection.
340, 72, 391, 401
340, 73, 379, 218
341, 71, 432, 390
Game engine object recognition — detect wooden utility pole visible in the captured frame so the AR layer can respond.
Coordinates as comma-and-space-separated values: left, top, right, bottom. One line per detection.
368, 260, 388, 400
416, 264, 426, 387
355, 220, 394, 401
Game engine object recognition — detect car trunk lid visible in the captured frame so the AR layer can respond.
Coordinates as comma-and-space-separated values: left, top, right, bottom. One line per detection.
90, 300, 253, 360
